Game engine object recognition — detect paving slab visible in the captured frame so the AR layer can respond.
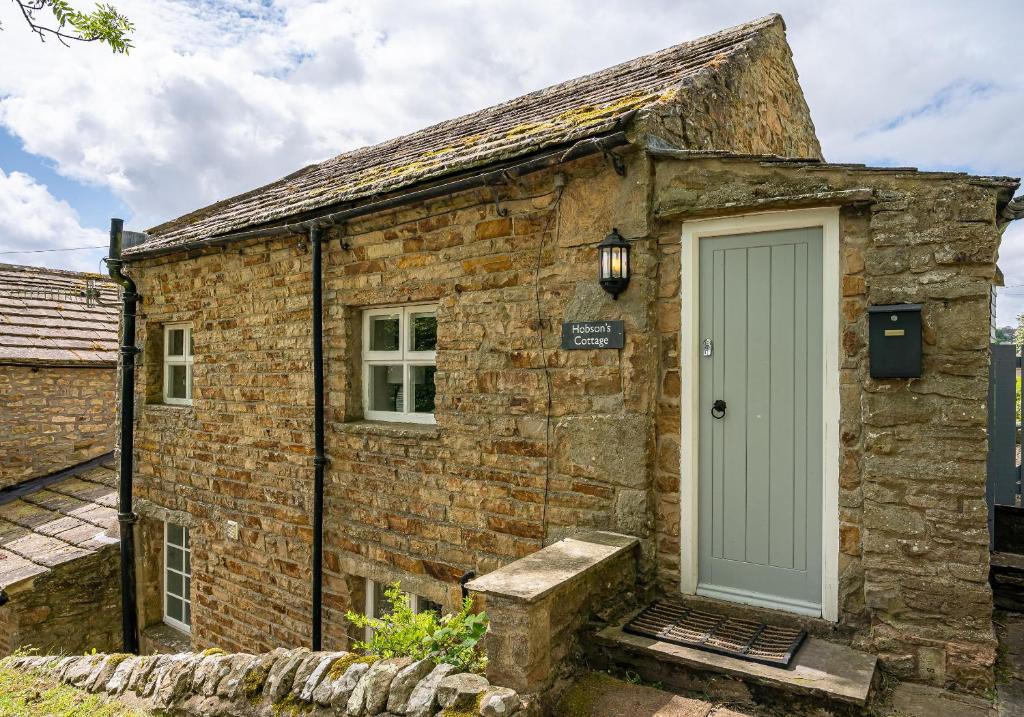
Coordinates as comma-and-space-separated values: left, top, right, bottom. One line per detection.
889, 682, 994, 717
557, 673, 745, 717
598, 623, 876, 706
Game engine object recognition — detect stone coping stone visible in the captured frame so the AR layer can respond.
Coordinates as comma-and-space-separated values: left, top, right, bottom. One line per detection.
465, 531, 638, 604
598, 623, 877, 706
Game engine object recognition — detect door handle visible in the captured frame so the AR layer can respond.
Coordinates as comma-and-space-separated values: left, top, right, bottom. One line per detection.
711, 399, 727, 419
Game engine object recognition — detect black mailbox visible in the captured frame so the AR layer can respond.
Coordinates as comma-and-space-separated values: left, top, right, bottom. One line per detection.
868, 304, 922, 378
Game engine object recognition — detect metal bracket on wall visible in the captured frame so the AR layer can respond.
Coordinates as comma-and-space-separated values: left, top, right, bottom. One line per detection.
489, 183, 509, 217
602, 146, 626, 177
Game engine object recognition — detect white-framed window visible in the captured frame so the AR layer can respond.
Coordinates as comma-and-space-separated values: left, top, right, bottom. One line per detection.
362, 305, 437, 424
164, 522, 192, 633
364, 579, 442, 641
163, 323, 193, 405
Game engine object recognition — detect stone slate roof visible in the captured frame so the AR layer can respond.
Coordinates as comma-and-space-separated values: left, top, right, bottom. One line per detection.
139, 14, 784, 254
0, 455, 118, 590
0, 263, 120, 366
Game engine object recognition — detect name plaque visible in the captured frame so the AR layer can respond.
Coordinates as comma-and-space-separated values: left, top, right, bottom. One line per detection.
560, 320, 624, 350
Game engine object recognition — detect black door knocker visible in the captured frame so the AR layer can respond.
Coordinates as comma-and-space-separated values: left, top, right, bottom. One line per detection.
711, 399, 727, 419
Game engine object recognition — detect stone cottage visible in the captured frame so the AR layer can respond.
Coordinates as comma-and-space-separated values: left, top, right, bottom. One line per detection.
0, 263, 119, 487
0, 263, 123, 654
114, 14, 1020, 704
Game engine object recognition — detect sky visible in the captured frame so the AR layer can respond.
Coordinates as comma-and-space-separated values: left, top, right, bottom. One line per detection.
0, 0, 1022, 321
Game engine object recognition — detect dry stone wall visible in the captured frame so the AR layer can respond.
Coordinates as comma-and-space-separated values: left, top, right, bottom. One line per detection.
3, 649, 530, 717
0, 364, 116, 487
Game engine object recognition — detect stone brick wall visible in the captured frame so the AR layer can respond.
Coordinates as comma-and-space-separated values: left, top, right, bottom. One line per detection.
0, 364, 116, 488
646, 16, 822, 160
1, 544, 121, 655
129, 153, 659, 655
651, 156, 1011, 690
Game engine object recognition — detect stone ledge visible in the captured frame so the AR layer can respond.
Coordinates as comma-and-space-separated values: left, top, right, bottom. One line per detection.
335, 420, 441, 439
466, 531, 638, 604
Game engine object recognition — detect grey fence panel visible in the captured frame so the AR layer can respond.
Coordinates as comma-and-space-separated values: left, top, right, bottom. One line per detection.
988, 343, 1019, 547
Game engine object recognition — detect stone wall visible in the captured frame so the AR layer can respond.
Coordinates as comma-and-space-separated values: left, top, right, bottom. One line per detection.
129, 152, 664, 655
4, 648, 530, 717
0, 543, 121, 655
644, 15, 822, 160
467, 531, 640, 701
0, 364, 116, 487
650, 155, 1013, 690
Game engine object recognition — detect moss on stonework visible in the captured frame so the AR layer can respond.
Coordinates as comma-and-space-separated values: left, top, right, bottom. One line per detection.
555, 672, 621, 717
243, 662, 272, 703
271, 693, 312, 716
106, 654, 132, 669
439, 692, 484, 717
325, 654, 376, 682
200, 648, 227, 657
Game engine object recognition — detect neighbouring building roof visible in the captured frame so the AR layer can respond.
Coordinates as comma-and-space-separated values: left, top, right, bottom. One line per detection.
140, 14, 785, 254
0, 454, 119, 590
0, 263, 120, 366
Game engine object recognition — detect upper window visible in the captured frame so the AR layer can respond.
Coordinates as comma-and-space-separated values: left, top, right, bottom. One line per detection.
164, 522, 192, 633
163, 324, 193, 405
362, 305, 436, 424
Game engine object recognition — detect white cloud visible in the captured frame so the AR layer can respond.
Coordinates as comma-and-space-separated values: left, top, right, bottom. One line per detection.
0, 0, 1019, 288
0, 170, 107, 272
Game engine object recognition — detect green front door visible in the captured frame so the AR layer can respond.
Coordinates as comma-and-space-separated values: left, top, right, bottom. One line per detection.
697, 227, 823, 615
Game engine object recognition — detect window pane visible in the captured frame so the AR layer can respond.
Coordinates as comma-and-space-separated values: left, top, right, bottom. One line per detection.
167, 328, 185, 356
410, 365, 436, 414
167, 596, 183, 622
188, 330, 194, 357
369, 314, 400, 352
369, 365, 404, 412
167, 524, 184, 546
409, 312, 437, 352
373, 581, 405, 619
167, 570, 183, 598
185, 576, 191, 597
184, 602, 191, 626
168, 365, 188, 399
183, 526, 190, 550
417, 596, 442, 615
184, 550, 190, 574
167, 546, 183, 572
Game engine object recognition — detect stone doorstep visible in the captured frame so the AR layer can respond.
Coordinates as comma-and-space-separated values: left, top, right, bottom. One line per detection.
596, 623, 877, 707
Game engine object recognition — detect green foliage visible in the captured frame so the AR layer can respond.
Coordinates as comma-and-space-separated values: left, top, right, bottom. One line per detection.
9, 1, 134, 54
996, 325, 1015, 344
0, 664, 149, 716
346, 582, 488, 673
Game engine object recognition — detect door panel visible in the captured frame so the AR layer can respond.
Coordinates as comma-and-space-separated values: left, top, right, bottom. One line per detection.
697, 227, 823, 613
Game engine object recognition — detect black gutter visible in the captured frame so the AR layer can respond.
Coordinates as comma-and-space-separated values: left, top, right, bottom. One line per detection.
124, 131, 630, 262
310, 225, 326, 651
0, 452, 114, 508
106, 217, 140, 654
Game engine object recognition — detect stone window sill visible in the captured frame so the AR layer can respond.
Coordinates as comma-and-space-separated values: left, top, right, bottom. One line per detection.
143, 403, 196, 417
336, 420, 441, 440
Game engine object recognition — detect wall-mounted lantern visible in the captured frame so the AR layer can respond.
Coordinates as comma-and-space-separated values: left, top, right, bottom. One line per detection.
598, 228, 630, 300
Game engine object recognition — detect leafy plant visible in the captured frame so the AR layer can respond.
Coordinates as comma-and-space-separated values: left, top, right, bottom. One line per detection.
346, 582, 488, 673
5, 1, 134, 53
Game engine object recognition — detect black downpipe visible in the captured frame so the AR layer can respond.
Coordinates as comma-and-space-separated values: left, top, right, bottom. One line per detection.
310, 225, 326, 651
107, 218, 140, 654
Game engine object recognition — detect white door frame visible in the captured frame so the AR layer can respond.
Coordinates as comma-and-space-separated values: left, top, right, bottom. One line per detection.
678, 207, 841, 622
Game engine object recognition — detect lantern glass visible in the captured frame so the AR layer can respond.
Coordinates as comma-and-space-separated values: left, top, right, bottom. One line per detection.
598, 228, 630, 298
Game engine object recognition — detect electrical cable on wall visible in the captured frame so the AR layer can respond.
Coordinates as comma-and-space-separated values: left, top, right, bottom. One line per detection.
536, 174, 567, 547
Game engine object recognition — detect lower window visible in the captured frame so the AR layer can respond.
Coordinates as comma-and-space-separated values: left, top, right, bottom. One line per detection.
164, 522, 192, 633
364, 579, 442, 640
